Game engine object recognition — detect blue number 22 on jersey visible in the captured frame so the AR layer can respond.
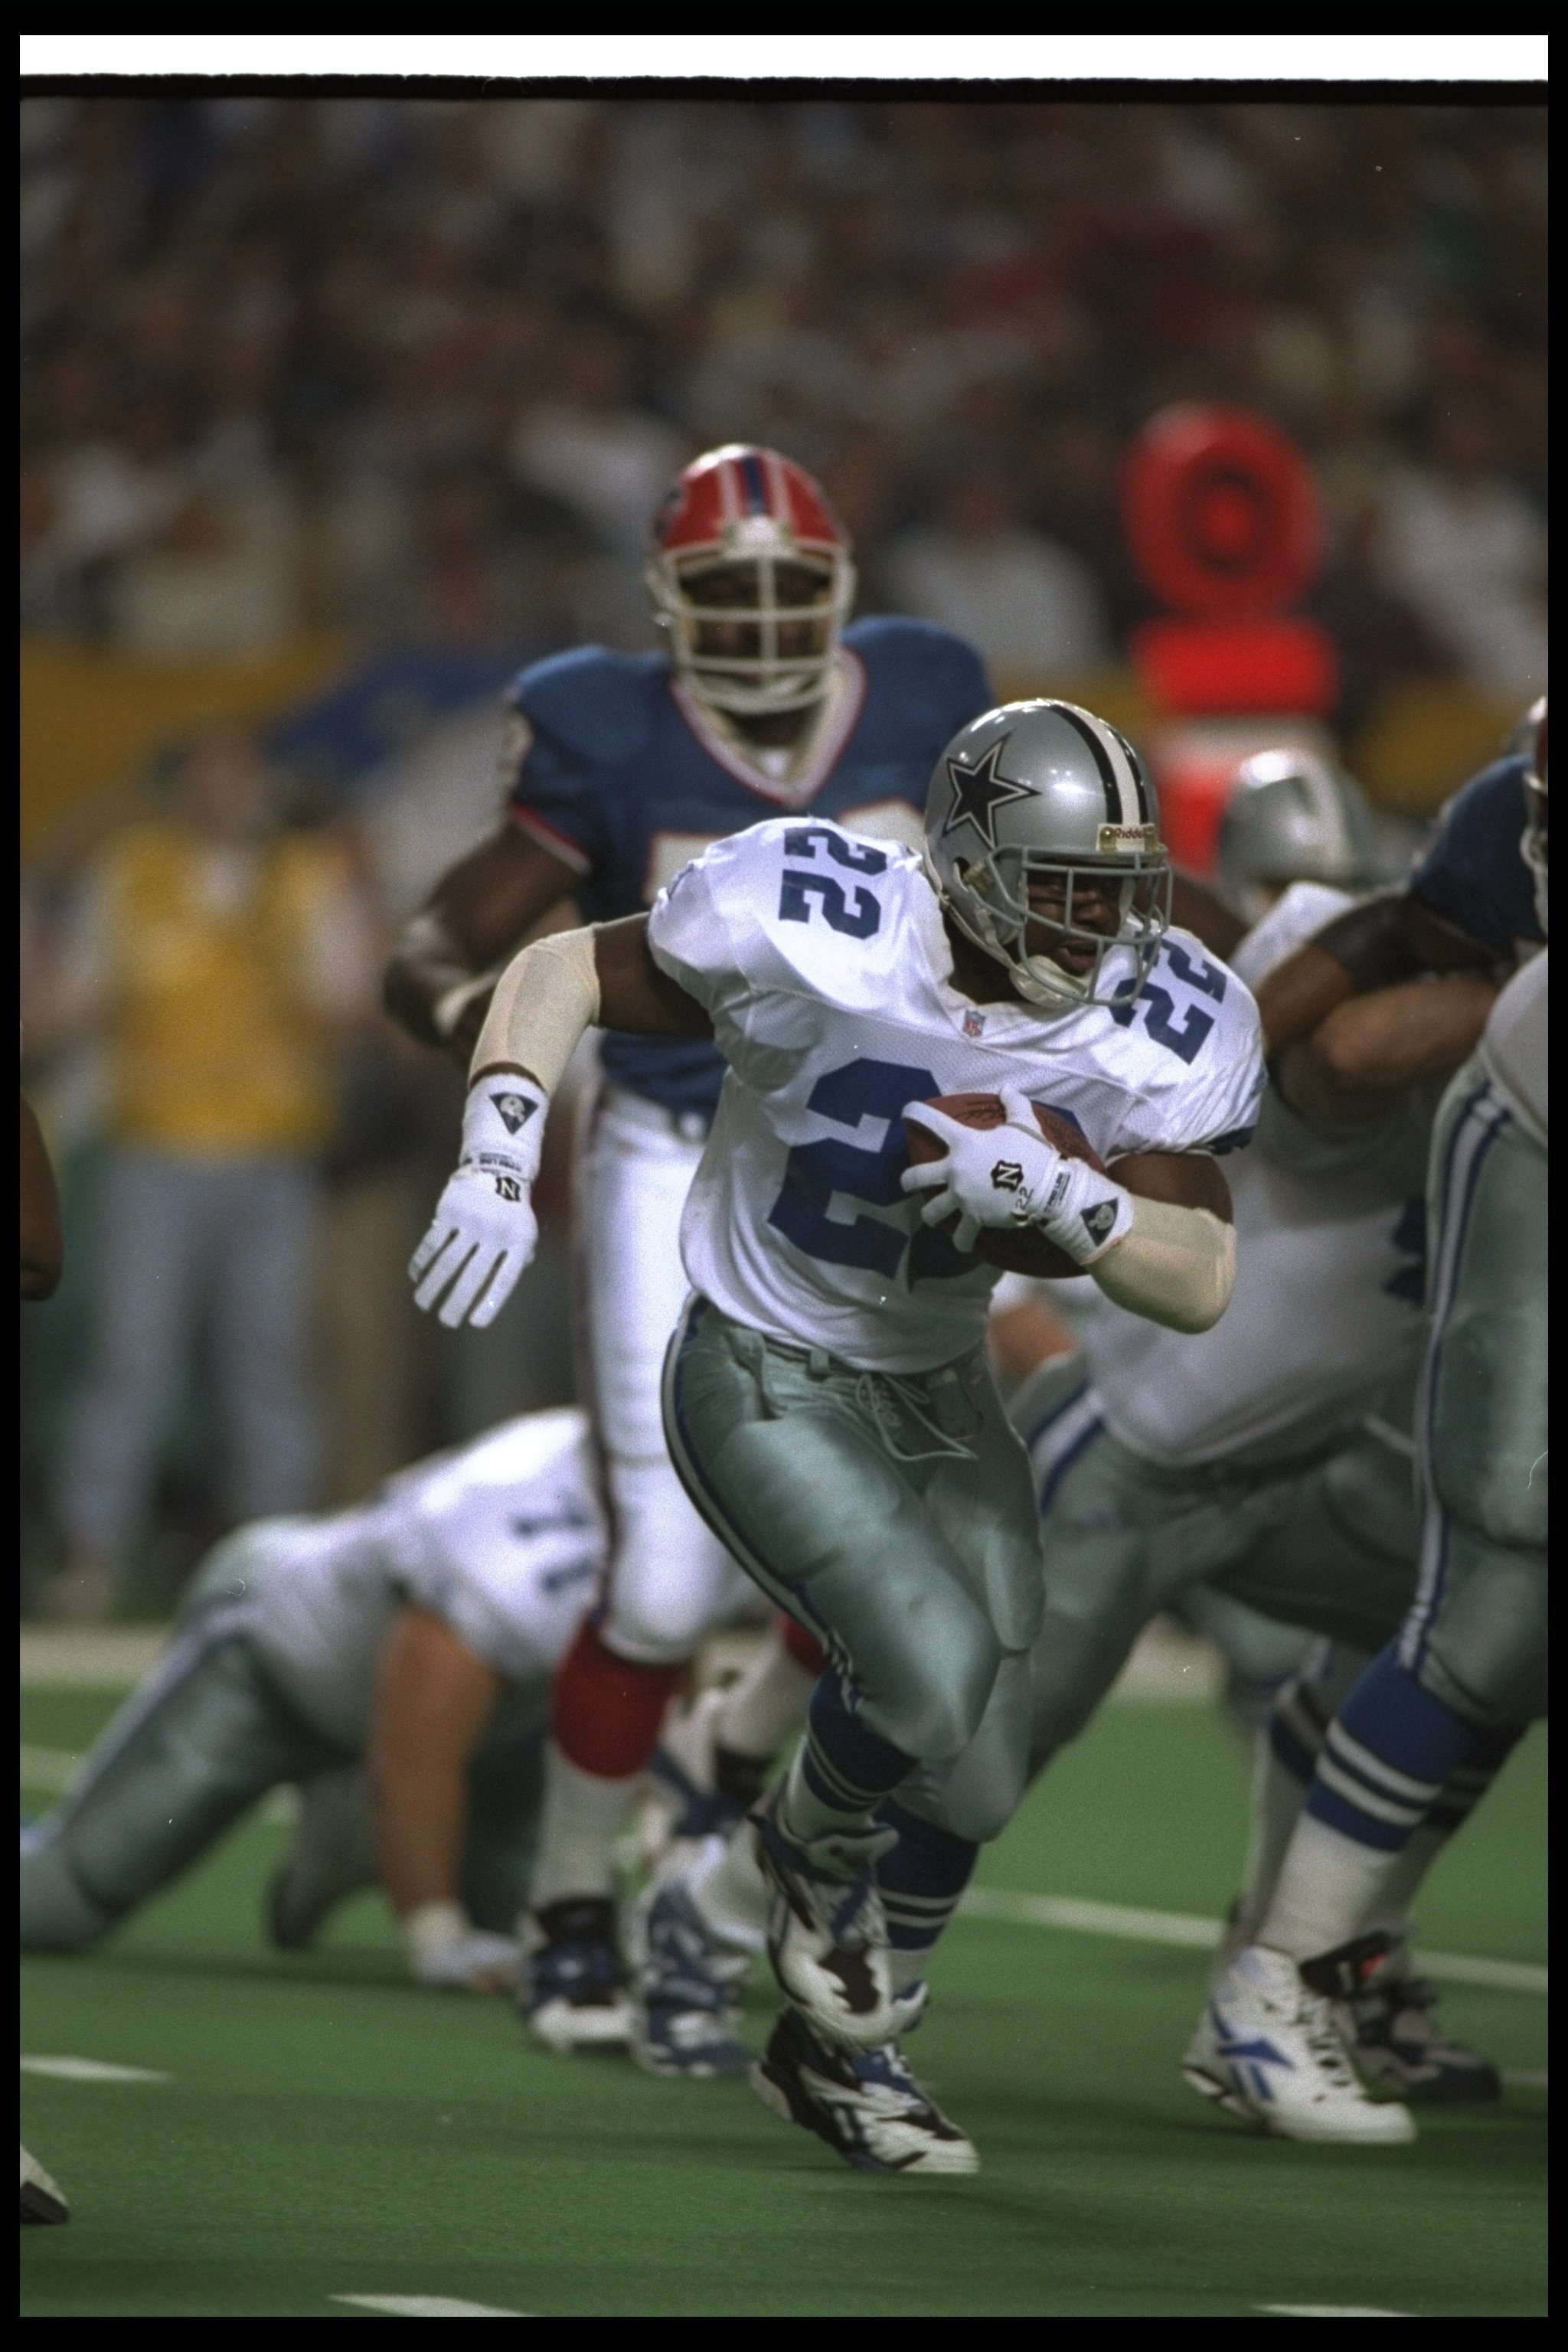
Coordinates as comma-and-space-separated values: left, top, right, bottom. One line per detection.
768, 1058, 969, 1282
1110, 941, 1227, 1065
776, 825, 887, 939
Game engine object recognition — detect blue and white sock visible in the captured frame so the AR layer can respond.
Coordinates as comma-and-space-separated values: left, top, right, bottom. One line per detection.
875, 1802, 978, 1997
779, 1674, 915, 1847
1258, 1645, 1485, 1961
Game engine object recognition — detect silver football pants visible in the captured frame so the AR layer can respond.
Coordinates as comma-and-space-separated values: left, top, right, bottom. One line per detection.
663, 1296, 1045, 1840
1401, 1064, 1548, 1726
21, 1617, 547, 1952
1011, 1352, 1421, 1784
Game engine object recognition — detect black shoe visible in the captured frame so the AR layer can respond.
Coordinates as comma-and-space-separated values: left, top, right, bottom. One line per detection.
750, 2005, 978, 2173
520, 1897, 632, 2054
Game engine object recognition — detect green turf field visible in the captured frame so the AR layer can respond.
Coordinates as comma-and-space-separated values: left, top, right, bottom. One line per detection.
21, 1684, 1546, 2318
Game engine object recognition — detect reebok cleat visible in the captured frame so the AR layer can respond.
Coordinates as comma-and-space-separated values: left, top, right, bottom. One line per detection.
750, 2005, 978, 2174
1184, 1942, 1416, 2144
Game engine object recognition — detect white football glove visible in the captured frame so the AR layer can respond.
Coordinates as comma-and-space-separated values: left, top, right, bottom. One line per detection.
900, 1086, 1132, 1266
401, 1900, 521, 1994
409, 1076, 547, 1328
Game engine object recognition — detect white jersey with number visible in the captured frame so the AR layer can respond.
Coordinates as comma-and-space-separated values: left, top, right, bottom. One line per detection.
234, 1410, 603, 1749
1087, 884, 1440, 1467
648, 819, 1264, 1374
1478, 946, 1547, 1148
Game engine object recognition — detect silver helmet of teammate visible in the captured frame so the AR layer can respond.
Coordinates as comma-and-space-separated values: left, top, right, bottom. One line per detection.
923, 700, 1170, 1012
1216, 748, 1380, 926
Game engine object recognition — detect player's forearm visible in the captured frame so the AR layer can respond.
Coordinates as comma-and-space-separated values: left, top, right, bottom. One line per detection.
371, 1609, 499, 1916
384, 911, 498, 1059
1089, 1194, 1236, 1334
469, 915, 710, 1088
374, 1756, 469, 1916
1280, 972, 1499, 1118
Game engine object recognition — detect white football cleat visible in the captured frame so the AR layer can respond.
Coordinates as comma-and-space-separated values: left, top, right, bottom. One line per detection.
1183, 1942, 1416, 2144
749, 1785, 921, 2052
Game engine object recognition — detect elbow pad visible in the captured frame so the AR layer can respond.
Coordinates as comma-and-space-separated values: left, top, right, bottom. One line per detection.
1312, 893, 1424, 993
470, 924, 601, 1097
1089, 1195, 1236, 1334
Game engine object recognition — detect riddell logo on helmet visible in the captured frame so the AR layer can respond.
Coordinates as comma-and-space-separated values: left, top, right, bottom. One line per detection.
1097, 823, 1160, 854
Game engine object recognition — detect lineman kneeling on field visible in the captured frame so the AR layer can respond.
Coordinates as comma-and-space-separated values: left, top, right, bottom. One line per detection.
21, 1413, 609, 1991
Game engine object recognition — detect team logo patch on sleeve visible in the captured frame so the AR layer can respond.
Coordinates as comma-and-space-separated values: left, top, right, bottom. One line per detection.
1082, 1199, 1122, 1243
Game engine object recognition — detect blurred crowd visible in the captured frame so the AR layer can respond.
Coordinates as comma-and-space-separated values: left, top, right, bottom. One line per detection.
21, 95, 1547, 702
18, 94, 1547, 1615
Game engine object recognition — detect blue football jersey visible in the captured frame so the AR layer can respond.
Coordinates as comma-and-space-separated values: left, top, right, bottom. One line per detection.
503, 617, 992, 1116
1407, 755, 1544, 961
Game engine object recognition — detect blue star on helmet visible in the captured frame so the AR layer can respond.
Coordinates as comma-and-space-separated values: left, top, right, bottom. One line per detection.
939, 737, 1036, 851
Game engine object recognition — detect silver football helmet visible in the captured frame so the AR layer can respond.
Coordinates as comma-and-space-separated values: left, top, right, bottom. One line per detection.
1216, 749, 1380, 927
923, 700, 1170, 1012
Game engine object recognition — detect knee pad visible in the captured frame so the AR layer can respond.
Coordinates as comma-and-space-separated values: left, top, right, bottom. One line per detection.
892, 1652, 997, 1766
20, 1834, 119, 1952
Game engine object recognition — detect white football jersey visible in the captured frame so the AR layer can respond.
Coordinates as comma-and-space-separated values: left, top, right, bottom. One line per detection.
648, 820, 1264, 1374
1088, 884, 1439, 1466
237, 1410, 603, 1749
1478, 946, 1547, 1148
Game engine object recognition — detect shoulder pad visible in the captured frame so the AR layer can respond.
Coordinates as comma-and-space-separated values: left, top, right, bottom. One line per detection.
844, 616, 991, 705
509, 647, 666, 767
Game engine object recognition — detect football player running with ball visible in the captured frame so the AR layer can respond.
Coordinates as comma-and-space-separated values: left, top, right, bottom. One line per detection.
387, 445, 991, 2060
410, 699, 1263, 2170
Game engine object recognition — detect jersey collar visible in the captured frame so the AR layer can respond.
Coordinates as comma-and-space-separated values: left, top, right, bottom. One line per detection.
669, 648, 867, 808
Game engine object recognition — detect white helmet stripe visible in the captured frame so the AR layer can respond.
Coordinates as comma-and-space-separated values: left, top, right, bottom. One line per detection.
1109, 725, 1154, 825
1052, 703, 1140, 828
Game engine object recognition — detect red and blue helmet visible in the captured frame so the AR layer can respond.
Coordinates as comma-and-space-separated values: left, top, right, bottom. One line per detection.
646, 444, 856, 715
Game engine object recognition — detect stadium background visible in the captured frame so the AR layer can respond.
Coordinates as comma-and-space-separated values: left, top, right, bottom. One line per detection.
20, 92, 1547, 1606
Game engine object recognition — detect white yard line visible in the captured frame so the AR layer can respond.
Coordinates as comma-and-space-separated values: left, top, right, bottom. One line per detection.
956, 1886, 1547, 1995
21, 2055, 168, 2083
333, 2295, 531, 2318
1257, 2307, 1414, 2318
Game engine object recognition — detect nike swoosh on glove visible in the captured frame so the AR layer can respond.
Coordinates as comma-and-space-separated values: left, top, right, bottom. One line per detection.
901, 1086, 1132, 1264
409, 1076, 547, 1327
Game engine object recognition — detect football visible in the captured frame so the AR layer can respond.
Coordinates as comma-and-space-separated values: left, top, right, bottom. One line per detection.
902, 1093, 1109, 1279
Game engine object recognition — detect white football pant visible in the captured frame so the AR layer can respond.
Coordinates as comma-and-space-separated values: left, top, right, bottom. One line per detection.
578, 1086, 755, 1666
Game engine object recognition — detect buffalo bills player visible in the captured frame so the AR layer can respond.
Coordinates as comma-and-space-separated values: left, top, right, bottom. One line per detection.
385, 445, 991, 2053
